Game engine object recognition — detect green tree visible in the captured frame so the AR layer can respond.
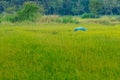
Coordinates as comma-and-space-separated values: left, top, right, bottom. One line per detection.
17, 1, 43, 21
5, 6, 16, 14
0, 1, 9, 13
89, 0, 103, 17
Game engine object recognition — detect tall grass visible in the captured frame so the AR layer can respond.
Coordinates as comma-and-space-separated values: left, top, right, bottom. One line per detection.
0, 23, 120, 80
37, 15, 79, 24
37, 15, 59, 23
0, 14, 120, 25
76, 16, 120, 25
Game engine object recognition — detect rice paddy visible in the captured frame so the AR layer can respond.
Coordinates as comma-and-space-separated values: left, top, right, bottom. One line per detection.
0, 23, 120, 80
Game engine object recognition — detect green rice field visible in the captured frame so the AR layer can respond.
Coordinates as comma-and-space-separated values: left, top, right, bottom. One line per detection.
0, 23, 120, 80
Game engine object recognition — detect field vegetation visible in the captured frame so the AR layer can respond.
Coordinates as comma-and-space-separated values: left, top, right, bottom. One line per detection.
0, 23, 120, 80
0, 0, 120, 80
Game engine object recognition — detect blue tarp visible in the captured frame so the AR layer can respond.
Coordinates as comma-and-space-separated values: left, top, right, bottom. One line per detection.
74, 27, 87, 32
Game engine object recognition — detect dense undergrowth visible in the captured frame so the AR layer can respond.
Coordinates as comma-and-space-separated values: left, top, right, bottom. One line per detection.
0, 15, 120, 25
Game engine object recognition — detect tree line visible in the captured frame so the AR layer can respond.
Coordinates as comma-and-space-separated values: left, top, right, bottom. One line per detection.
0, 0, 120, 16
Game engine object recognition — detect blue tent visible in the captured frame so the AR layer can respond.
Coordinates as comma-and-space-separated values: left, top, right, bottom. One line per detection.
74, 27, 87, 32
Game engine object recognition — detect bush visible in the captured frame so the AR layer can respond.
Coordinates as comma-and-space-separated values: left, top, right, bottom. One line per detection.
116, 16, 120, 22
57, 16, 79, 24
0, 14, 2, 23
2, 14, 19, 23
17, 1, 41, 22
63, 17, 72, 23
81, 13, 95, 19
0, 2, 40, 23
37, 15, 79, 24
38, 15, 59, 23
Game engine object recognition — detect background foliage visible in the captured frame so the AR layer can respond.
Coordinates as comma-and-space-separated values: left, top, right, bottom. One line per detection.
0, 0, 120, 15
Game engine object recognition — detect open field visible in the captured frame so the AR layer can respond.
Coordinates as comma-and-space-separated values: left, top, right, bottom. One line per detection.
0, 23, 120, 80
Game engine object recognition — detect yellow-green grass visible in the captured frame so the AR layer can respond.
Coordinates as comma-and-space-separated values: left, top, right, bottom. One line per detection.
0, 23, 120, 80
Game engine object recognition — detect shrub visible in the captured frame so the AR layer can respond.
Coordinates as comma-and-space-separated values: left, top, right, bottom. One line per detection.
17, 1, 41, 22
37, 15, 79, 24
37, 15, 59, 23
116, 16, 120, 22
57, 16, 79, 24
81, 13, 95, 19
2, 14, 18, 23
0, 14, 2, 23
61, 17, 70, 23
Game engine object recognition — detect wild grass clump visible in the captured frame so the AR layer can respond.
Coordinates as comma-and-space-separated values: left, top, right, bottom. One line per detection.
81, 13, 96, 19
115, 16, 120, 22
103, 16, 120, 24
78, 16, 120, 25
37, 15, 79, 24
57, 16, 79, 24
37, 15, 59, 23
0, 14, 2, 23
2, 14, 18, 23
